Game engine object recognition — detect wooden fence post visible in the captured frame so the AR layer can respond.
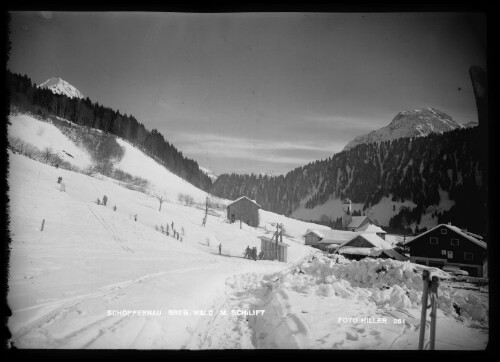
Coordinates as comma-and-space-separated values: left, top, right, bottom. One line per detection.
418, 270, 430, 349
429, 276, 440, 350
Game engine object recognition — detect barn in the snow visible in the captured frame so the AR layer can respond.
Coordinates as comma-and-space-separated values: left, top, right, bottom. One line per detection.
226, 196, 260, 227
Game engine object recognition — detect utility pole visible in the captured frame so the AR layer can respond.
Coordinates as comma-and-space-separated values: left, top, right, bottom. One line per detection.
275, 224, 279, 261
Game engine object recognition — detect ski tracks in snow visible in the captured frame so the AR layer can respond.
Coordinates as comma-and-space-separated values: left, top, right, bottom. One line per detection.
186, 271, 314, 349
185, 273, 269, 349
86, 204, 134, 253
10, 265, 222, 348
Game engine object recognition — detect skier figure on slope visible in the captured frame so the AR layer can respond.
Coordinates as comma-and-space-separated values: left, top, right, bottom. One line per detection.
219, 243, 222, 255
252, 247, 257, 261
103, 195, 108, 206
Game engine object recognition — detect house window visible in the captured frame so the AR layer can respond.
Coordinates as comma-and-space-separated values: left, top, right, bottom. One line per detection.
430, 237, 438, 245
447, 251, 453, 259
441, 250, 447, 256
441, 229, 447, 235
450, 239, 459, 246
464, 252, 473, 261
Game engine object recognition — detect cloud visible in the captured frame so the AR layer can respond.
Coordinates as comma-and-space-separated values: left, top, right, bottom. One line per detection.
175, 133, 345, 165
306, 113, 388, 131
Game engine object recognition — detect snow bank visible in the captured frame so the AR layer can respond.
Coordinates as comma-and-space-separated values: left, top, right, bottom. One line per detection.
279, 255, 488, 326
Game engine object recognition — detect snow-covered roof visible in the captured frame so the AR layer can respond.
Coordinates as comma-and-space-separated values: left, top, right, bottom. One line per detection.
317, 230, 359, 244
371, 248, 409, 261
338, 247, 373, 256
302, 229, 325, 238
337, 232, 392, 250
462, 230, 483, 240
227, 196, 261, 208
404, 224, 487, 249
359, 233, 392, 249
303, 229, 360, 245
356, 223, 386, 234
347, 216, 371, 229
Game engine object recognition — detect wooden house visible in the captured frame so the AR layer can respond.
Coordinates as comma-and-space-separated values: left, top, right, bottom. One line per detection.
302, 229, 358, 251
226, 196, 260, 227
403, 223, 487, 277
259, 236, 289, 262
336, 233, 396, 260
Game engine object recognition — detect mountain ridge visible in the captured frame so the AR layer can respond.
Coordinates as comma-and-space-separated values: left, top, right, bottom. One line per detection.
38, 77, 85, 99
343, 107, 462, 151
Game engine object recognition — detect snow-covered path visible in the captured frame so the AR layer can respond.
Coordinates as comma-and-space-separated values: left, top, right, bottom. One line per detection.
10, 256, 284, 348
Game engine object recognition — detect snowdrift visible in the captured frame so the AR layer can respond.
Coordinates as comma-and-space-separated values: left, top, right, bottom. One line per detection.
280, 255, 489, 326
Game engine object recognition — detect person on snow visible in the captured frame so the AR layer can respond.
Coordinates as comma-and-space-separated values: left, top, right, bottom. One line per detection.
103, 195, 108, 206
244, 246, 251, 258
219, 243, 222, 255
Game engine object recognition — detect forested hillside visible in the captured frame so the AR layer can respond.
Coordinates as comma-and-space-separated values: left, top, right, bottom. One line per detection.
213, 128, 487, 233
6, 71, 212, 191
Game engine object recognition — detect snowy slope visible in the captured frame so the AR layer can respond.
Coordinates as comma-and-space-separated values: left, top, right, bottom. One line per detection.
8, 114, 92, 170
113, 138, 215, 205
344, 108, 462, 151
38, 78, 85, 99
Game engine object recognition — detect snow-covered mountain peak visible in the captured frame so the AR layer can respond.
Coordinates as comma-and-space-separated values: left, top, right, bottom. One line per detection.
199, 166, 218, 182
38, 77, 85, 99
343, 107, 461, 151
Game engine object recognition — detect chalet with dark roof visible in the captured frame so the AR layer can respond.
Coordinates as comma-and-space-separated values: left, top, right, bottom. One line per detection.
403, 223, 487, 277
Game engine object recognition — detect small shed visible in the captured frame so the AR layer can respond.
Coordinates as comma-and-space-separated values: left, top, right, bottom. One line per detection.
258, 236, 289, 262
226, 196, 261, 227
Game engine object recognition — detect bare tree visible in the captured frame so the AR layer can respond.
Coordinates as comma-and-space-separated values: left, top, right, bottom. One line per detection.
42, 147, 53, 164
155, 194, 165, 211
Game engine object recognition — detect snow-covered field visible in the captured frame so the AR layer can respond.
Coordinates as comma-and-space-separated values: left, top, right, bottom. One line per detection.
6, 114, 488, 349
